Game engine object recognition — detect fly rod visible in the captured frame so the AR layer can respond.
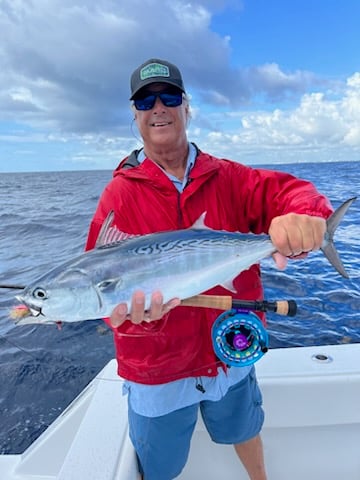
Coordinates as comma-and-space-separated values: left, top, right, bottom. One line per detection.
0, 284, 26, 290
1, 285, 297, 316
180, 295, 297, 316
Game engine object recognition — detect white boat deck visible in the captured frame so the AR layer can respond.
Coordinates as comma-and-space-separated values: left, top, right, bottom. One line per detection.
1, 343, 360, 479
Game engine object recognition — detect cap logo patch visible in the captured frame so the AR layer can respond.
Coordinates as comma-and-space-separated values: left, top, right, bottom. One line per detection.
140, 63, 170, 80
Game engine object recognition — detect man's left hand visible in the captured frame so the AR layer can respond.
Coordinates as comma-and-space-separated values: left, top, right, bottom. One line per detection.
269, 213, 327, 269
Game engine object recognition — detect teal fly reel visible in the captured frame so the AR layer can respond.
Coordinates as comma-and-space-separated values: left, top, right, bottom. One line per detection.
212, 309, 269, 367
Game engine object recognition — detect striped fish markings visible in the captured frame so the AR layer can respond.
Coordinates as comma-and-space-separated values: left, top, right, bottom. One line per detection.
13, 198, 356, 325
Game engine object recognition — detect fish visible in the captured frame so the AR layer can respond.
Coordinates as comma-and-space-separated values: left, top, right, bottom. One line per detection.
12, 197, 356, 325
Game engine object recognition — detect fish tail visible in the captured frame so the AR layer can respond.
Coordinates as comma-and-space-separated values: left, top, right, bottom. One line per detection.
321, 197, 357, 278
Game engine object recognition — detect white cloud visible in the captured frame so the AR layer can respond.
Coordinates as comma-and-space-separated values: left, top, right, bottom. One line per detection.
0, 0, 318, 134
189, 73, 360, 163
0, 0, 359, 170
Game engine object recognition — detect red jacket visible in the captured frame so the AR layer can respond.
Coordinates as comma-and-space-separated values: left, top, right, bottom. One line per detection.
86, 149, 332, 384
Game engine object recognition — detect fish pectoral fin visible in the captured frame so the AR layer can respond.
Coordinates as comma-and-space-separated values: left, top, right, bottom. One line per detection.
221, 280, 237, 293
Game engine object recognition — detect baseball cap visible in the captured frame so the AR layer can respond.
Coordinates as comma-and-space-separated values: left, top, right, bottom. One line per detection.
130, 58, 185, 100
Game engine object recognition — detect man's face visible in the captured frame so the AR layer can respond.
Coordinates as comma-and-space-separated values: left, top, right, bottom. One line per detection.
133, 83, 189, 149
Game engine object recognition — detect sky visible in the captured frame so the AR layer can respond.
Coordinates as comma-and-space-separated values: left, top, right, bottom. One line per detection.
0, 0, 360, 172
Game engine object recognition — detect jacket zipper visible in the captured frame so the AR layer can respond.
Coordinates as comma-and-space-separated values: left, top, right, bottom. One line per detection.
177, 191, 184, 228
177, 177, 193, 228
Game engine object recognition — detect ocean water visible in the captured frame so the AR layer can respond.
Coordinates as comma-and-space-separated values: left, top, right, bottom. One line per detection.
0, 161, 359, 454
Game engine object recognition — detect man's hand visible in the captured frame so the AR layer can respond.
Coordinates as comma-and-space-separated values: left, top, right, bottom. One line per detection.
269, 213, 327, 269
110, 290, 180, 328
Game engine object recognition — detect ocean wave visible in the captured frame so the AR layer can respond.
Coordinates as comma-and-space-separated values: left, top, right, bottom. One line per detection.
0, 162, 359, 454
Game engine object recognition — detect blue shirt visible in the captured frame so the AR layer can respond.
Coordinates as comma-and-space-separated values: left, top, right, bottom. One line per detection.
123, 142, 252, 417
123, 366, 251, 417
137, 142, 196, 192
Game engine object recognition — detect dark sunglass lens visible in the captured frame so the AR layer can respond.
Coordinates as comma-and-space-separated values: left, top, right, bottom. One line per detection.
134, 92, 182, 110
160, 93, 183, 107
134, 94, 156, 111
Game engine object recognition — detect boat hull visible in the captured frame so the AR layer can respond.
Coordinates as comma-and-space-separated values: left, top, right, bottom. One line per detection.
1, 343, 360, 479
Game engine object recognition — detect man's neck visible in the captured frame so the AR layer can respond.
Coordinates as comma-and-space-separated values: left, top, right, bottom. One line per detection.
144, 142, 189, 180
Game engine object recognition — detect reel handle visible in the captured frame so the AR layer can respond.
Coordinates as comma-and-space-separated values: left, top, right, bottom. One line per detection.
181, 295, 297, 317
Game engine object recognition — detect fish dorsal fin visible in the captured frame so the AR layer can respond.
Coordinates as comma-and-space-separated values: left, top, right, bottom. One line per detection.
191, 212, 210, 230
95, 212, 139, 248
95, 211, 115, 247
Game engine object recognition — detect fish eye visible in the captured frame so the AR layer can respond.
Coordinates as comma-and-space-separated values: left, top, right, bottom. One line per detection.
32, 287, 48, 299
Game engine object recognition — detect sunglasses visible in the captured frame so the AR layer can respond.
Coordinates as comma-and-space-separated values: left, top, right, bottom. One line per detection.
133, 91, 183, 111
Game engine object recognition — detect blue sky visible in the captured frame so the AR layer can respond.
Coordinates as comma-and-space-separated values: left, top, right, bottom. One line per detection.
0, 0, 359, 172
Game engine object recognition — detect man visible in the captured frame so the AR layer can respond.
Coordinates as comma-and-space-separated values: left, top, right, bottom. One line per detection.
86, 58, 332, 480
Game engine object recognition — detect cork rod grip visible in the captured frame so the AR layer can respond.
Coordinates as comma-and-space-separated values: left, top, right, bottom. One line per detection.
180, 295, 233, 310
180, 295, 297, 317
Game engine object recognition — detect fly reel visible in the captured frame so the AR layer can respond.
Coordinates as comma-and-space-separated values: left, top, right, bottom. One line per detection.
212, 309, 269, 367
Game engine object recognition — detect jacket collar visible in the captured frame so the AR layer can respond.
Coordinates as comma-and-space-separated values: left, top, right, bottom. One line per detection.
113, 143, 220, 181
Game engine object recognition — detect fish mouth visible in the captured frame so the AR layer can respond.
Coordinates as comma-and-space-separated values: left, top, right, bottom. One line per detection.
28, 305, 42, 317
15, 296, 43, 318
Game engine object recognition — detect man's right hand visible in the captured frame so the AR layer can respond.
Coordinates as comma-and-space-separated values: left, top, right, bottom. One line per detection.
110, 290, 180, 327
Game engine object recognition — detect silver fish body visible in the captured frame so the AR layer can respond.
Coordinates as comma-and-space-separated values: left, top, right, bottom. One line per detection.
15, 228, 275, 324
14, 197, 356, 325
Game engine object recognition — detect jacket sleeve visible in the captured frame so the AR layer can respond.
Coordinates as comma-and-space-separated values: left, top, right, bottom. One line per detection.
230, 164, 333, 234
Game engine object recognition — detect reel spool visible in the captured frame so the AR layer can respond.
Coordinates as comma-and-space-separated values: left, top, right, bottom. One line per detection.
212, 309, 269, 367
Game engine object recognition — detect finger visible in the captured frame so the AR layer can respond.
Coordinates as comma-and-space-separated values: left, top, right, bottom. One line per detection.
269, 216, 294, 257
165, 297, 181, 311
293, 218, 316, 254
289, 218, 325, 254
284, 218, 306, 255
148, 290, 164, 321
290, 252, 308, 260
145, 294, 181, 323
130, 290, 146, 324
110, 303, 128, 328
272, 252, 288, 270
308, 217, 326, 250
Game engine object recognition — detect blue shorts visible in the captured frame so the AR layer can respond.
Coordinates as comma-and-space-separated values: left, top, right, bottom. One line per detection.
128, 368, 264, 480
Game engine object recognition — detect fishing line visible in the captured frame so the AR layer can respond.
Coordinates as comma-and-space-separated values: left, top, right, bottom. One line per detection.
0, 333, 48, 381
130, 119, 143, 144
0, 296, 48, 379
